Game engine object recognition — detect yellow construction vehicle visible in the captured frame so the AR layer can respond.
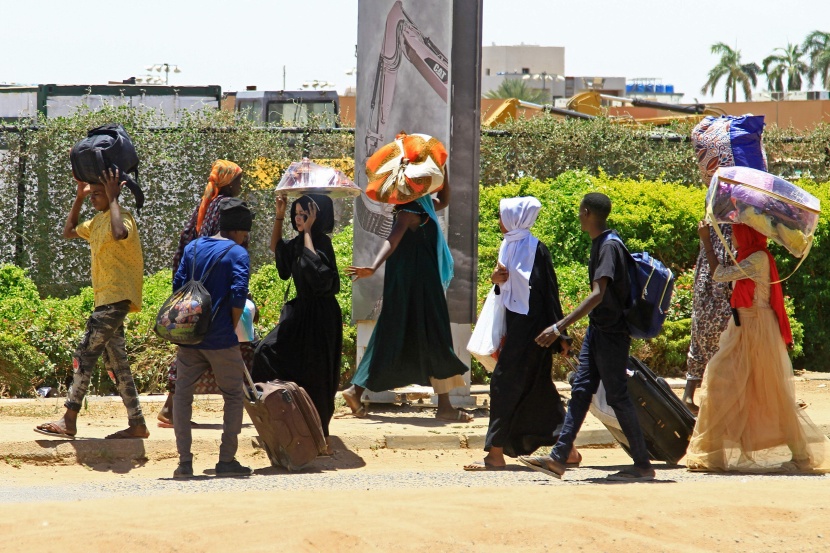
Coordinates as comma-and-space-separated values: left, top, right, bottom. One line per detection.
566, 90, 726, 125
481, 91, 727, 128
482, 97, 594, 127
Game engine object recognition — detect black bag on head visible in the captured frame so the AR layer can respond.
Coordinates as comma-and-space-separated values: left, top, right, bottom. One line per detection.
70, 124, 144, 212
154, 240, 235, 345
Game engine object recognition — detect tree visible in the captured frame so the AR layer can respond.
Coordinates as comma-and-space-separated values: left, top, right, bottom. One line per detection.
803, 30, 830, 90
484, 78, 549, 104
763, 43, 809, 94
701, 43, 761, 102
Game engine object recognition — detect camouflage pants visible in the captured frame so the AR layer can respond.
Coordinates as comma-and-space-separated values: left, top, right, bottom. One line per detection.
65, 300, 146, 427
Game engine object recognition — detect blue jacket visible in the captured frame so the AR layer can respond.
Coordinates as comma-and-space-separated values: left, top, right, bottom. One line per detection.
173, 237, 249, 350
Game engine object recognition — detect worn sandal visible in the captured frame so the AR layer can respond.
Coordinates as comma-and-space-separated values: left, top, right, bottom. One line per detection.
463, 460, 506, 471
606, 467, 656, 482
436, 410, 474, 423
34, 421, 76, 439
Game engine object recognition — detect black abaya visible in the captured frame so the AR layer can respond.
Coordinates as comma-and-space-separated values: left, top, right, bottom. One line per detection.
253, 233, 343, 436
484, 241, 568, 457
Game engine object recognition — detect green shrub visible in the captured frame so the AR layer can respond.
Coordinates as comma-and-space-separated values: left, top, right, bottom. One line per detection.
632, 319, 692, 376
668, 269, 695, 322
0, 169, 823, 397
0, 264, 40, 303
772, 180, 829, 370
0, 333, 53, 397
122, 271, 177, 393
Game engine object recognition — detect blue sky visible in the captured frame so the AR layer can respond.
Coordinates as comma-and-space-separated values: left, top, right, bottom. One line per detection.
2, 0, 828, 102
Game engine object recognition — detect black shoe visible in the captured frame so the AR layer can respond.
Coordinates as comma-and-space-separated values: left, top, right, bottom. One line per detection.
215, 458, 253, 477
173, 461, 193, 479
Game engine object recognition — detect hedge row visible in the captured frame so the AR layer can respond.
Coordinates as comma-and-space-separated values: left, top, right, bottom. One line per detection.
1, 170, 821, 397
3, 107, 829, 298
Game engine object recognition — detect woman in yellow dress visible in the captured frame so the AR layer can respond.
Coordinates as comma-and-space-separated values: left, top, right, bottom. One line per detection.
686, 222, 830, 473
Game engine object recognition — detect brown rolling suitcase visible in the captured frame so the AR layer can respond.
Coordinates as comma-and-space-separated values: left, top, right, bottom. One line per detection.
242, 368, 327, 471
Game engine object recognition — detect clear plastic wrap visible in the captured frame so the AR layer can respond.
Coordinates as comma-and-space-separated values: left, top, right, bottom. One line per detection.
706, 166, 820, 258
275, 158, 361, 198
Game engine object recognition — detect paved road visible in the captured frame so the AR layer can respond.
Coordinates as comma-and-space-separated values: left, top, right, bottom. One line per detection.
4, 459, 827, 505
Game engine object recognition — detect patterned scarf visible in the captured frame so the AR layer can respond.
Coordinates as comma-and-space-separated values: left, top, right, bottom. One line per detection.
196, 160, 243, 233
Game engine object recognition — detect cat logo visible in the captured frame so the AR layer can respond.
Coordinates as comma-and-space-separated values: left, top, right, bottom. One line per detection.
429, 60, 448, 83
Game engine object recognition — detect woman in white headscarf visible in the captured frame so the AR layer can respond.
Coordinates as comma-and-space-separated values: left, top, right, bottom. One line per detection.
464, 197, 578, 470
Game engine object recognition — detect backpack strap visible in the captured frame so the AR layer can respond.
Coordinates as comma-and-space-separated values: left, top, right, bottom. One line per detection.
600, 231, 635, 309
198, 243, 237, 284
189, 241, 239, 326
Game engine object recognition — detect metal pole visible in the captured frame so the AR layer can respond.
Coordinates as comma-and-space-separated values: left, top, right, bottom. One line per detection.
14, 131, 26, 267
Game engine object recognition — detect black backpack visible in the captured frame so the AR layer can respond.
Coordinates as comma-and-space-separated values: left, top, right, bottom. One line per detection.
70, 124, 144, 212
155, 240, 236, 345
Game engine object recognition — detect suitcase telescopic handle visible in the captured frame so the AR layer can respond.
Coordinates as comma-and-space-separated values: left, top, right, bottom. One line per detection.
241, 364, 259, 402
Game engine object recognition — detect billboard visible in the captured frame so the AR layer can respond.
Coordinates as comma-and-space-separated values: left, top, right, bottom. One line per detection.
353, 0, 482, 326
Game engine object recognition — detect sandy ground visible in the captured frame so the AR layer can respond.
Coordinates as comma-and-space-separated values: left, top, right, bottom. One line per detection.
1, 379, 829, 552
0, 447, 828, 553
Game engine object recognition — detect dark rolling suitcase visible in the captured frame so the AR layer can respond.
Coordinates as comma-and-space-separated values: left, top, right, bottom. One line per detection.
604, 356, 696, 465
242, 368, 327, 471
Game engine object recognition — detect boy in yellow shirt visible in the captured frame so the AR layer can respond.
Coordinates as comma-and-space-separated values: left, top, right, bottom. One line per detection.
35, 168, 148, 440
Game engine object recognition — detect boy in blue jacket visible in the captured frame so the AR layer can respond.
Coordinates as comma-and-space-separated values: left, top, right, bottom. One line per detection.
172, 198, 254, 479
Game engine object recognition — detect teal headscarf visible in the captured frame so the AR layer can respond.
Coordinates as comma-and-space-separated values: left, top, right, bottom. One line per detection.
415, 196, 454, 290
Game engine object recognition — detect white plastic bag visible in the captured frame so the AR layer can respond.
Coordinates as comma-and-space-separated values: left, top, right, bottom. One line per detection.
467, 287, 507, 373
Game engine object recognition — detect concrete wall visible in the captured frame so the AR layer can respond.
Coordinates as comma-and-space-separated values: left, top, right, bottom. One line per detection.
345, 97, 830, 130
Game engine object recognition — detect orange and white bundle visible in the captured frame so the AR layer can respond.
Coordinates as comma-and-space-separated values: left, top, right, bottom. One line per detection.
365, 132, 448, 204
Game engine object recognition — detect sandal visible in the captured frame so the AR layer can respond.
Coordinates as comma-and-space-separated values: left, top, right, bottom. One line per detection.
518, 455, 566, 479
34, 421, 76, 439
342, 389, 368, 418
606, 467, 656, 482
436, 410, 473, 423
463, 460, 506, 471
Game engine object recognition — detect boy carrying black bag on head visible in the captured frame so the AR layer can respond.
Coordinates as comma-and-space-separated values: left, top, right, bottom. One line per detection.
35, 169, 148, 440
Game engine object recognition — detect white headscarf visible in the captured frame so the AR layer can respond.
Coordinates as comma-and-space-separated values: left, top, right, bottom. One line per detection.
497, 196, 542, 315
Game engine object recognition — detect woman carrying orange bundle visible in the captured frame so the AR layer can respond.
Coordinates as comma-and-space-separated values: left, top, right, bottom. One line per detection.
344, 175, 471, 422
686, 222, 830, 473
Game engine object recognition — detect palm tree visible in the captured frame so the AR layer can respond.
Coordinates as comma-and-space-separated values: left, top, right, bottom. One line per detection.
484, 78, 549, 104
701, 43, 761, 102
763, 43, 809, 94
803, 30, 830, 90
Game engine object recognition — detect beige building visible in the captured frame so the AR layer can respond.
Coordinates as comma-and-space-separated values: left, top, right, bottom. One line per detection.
481, 44, 566, 102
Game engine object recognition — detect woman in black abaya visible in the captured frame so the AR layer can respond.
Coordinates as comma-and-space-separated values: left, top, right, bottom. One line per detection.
254, 193, 343, 454
464, 196, 579, 470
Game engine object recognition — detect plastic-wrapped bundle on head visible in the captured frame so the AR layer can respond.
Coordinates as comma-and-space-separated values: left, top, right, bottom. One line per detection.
706, 166, 820, 258
691, 115, 767, 182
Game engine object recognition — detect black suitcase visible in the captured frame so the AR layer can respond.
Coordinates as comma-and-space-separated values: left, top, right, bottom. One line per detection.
602, 356, 696, 465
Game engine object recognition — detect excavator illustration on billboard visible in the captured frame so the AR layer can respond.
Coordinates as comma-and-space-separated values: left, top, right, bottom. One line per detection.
357, 0, 449, 238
